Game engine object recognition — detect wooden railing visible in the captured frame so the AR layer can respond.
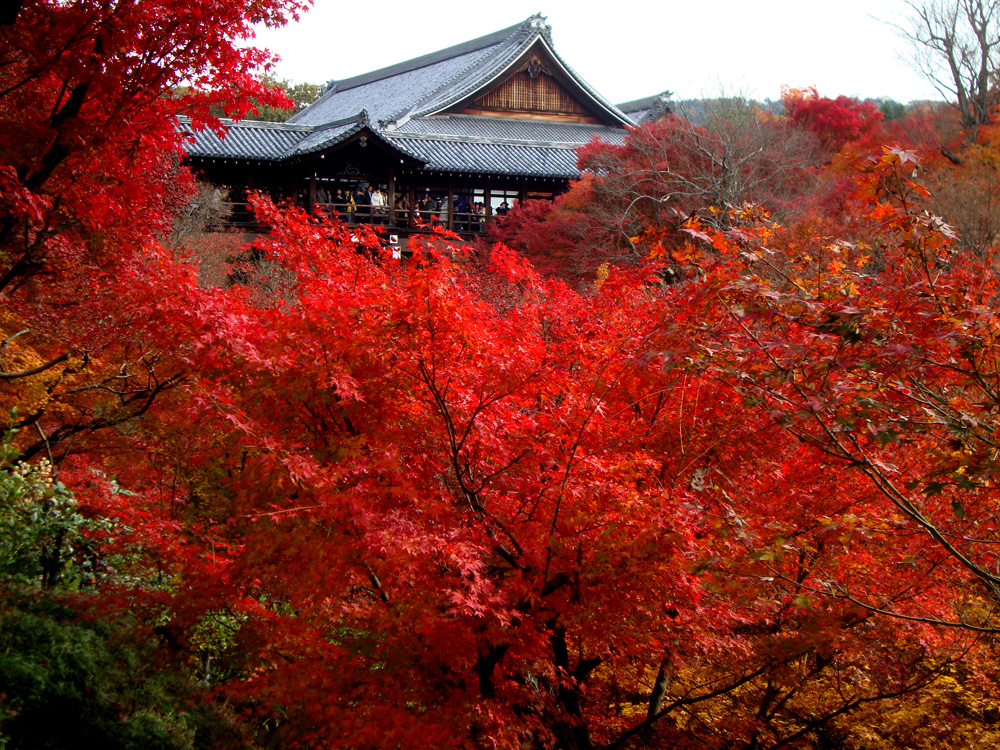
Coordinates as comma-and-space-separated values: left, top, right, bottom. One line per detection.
316, 202, 490, 233
221, 202, 493, 234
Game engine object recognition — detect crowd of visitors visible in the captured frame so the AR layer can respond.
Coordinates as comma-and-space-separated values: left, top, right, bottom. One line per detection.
312, 185, 390, 224
290, 183, 519, 232
223, 184, 523, 235
309, 185, 503, 231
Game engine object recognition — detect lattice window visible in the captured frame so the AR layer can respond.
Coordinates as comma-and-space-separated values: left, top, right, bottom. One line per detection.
471, 71, 589, 115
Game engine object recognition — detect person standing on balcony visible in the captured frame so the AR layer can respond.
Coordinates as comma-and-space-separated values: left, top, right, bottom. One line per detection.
353, 184, 370, 222
424, 194, 439, 223
454, 194, 469, 231
371, 187, 386, 225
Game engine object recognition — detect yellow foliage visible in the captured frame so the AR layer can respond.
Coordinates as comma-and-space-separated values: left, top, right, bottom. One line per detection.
594, 262, 610, 289
0, 312, 71, 425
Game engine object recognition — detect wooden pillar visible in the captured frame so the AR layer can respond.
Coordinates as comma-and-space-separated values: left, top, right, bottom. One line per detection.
388, 164, 396, 227
447, 175, 454, 231
484, 186, 492, 221
408, 183, 416, 228
244, 165, 254, 219
308, 173, 316, 211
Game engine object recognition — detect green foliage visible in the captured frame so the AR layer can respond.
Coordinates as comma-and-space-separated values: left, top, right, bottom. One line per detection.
0, 437, 248, 748
239, 76, 322, 122
0, 589, 243, 750
879, 99, 907, 121
187, 610, 249, 688
0, 434, 110, 589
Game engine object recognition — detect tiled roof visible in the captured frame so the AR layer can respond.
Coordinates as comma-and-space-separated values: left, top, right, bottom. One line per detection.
180, 112, 418, 163
403, 21, 632, 127
180, 114, 624, 178
281, 111, 412, 158
322, 20, 524, 94
290, 15, 631, 129
391, 114, 627, 146
181, 17, 639, 179
382, 114, 626, 176
385, 136, 581, 178
288, 21, 524, 127
617, 92, 672, 124
281, 119, 361, 156
618, 94, 659, 114
287, 45, 502, 127
179, 119, 311, 159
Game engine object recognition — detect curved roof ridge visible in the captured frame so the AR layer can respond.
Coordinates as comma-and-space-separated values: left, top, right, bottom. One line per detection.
290, 17, 545, 128
400, 26, 541, 122
408, 29, 632, 127
533, 38, 633, 126
310, 110, 370, 131
311, 17, 531, 98
280, 109, 427, 163
378, 17, 540, 126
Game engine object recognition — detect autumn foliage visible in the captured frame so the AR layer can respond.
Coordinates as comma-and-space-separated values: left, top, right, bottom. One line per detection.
485, 106, 823, 281
782, 86, 884, 152
6, 4, 1000, 749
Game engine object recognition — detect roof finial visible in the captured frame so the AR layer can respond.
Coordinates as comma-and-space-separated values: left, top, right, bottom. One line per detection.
650, 92, 673, 121
528, 13, 550, 35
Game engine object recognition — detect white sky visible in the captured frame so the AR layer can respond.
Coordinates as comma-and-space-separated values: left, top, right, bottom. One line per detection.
252, 0, 943, 105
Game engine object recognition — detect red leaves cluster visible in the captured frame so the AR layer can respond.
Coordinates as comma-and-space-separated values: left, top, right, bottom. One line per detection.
782, 86, 884, 151
0, 0, 306, 303
85, 164, 994, 747
5, 5, 1000, 747
490, 109, 825, 282
11, 144, 992, 747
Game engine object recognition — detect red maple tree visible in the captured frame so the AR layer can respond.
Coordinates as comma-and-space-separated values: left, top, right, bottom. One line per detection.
781, 86, 884, 153
122, 190, 991, 748
4, 5, 1000, 749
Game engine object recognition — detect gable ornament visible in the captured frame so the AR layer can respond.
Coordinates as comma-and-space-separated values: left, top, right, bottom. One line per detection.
526, 57, 547, 80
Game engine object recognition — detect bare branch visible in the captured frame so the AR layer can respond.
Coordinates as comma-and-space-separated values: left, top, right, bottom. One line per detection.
0, 351, 69, 379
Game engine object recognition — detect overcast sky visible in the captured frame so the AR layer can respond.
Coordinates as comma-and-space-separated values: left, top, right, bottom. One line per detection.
251, 0, 944, 105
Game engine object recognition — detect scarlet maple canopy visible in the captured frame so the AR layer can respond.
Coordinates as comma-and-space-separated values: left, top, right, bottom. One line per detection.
4, 4, 1000, 749
781, 86, 884, 151
0, 0, 307, 470
104, 188, 987, 748
0, 0, 306, 295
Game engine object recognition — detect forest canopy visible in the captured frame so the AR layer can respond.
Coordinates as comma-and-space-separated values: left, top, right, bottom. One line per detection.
5, 2, 1000, 749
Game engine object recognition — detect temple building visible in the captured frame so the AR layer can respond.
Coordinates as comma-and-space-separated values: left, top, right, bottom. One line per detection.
182, 14, 667, 234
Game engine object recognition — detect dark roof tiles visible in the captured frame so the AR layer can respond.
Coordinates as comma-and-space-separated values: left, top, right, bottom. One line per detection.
387, 137, 581, 178
407, 28, 540, 119
406, 20, 630, 126
392, 114, 627, 146
329, 20, 524, 94
617, 92, 672, 124
179, 119, 311, 160
182, 16, 642, 179
282, 121, 362, 156
289, 44, 502, 127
